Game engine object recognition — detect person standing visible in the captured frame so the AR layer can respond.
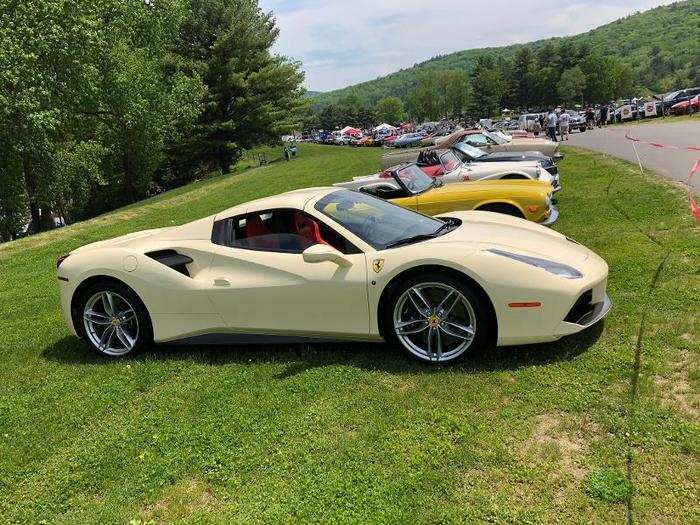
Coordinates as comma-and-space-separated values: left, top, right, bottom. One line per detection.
547, 109, 558, 142
600, 104, 609, 127
533, 118, 542, 136
586, 105, 595, 129
559, 108, 570, 141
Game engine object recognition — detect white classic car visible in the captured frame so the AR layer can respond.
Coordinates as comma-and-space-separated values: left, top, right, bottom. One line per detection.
354, 149, 559, 194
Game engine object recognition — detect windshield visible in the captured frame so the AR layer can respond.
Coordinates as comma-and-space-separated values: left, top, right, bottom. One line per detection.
395, 165, 435, 194
439, 151, 462, 172
484, 131, 507, 144
663, 90, 680, 101
314, 190, 444, 249
453, 142, 486, 159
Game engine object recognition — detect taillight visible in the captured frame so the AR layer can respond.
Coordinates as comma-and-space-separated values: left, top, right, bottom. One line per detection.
56, 254, 69, 269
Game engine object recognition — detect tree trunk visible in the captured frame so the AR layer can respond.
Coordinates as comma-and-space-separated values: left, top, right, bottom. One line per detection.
22, 154, 41, 231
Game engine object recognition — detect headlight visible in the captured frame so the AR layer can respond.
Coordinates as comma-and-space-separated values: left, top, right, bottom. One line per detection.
487, 248, 583, 279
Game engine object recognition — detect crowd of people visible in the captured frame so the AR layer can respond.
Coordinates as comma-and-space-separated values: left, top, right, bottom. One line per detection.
527, 104, 615, 143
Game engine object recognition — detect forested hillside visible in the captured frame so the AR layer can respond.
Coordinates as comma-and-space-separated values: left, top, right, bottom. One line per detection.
311, 1, 699, 110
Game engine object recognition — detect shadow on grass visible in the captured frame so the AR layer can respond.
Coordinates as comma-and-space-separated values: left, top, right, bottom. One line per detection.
42, 322, 603, 377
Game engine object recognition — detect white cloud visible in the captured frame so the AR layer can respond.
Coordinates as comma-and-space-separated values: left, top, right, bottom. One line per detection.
259, 0, 675, 92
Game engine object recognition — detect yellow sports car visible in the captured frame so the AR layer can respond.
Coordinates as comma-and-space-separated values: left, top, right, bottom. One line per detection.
335, 164, 557, 225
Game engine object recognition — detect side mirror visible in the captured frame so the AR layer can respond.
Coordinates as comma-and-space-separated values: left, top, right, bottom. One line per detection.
302, 244, 352, 267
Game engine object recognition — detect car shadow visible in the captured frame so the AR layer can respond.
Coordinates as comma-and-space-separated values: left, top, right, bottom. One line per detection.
42, 323, 604, 377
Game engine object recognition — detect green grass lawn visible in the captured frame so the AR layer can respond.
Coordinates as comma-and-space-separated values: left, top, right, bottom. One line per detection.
0, 144, 697, 523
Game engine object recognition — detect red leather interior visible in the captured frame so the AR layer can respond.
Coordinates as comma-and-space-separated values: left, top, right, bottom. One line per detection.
245, 215, 279, 249
294, 212, 328, 246
420, 165, 444, 178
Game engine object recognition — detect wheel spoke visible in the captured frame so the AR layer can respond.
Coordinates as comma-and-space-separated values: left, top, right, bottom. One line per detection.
440, 321, 475, 340
120, 309, 135, 323
115, 326, 134, 349
408, 287, 431, 316
436, 327, 443, 361
100, 326, 115, 349
427, 327, 435, 358
439, 291, 462, 316
396, 319, 429, 335
102, 292, 116, 316
84, 310, 111, 325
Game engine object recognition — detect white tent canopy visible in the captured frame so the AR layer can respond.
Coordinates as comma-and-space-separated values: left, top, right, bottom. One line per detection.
373, 123, 397, 132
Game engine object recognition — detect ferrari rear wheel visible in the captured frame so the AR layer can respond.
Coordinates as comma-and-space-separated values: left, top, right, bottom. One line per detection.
387, 274, 491, 363
78, 281, 152, 357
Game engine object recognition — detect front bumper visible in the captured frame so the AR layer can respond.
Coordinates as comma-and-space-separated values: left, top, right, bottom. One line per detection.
539, 206, 559, 226
551, 174, 561, 194
553, 153, 564, 162
554, 292, 612, 338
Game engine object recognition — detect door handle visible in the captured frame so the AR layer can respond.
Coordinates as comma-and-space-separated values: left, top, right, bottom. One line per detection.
214, 278, 231, 287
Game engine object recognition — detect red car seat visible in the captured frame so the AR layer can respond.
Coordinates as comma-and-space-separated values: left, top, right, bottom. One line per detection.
294, 212, 329, 246
420, 165, 444, 178
245, 215, 279, 249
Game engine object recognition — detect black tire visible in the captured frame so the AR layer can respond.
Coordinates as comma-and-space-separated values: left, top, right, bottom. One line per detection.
381, 272, 494, 364
476, 202, 525, 218
74, 279, 153, 357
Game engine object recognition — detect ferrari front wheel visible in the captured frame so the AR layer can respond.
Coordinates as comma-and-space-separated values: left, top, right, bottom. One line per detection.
387, 274, 491, 363
77, 281, 152, 357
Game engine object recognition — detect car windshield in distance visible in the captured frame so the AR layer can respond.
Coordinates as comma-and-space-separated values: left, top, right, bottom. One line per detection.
485, 131, 508, 144
439, 151, 462, 172
663, 90, 680, 101
395, 164, 435, 194
453, 142, 486, 159
314, 190, 444, 250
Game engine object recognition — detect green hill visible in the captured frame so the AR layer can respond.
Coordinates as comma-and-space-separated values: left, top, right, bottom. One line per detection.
311, 0, 699, 107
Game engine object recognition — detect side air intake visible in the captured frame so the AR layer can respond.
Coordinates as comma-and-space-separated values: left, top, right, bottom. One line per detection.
145, 250, 193, 277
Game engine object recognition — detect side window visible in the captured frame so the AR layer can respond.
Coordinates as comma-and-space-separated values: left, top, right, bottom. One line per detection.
212, 209, 360, 254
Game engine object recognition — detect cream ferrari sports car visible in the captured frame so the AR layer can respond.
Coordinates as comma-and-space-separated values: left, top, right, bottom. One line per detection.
57, 188, 611, 364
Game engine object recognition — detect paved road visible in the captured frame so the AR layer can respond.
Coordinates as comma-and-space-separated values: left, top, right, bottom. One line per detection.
566, 120, 700, 191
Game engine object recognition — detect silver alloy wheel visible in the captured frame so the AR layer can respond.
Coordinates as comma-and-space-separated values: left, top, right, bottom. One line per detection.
83, 291, 139, 356
393, 282, 476, 362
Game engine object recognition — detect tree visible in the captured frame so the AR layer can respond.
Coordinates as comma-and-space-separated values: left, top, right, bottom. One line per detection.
375, 97, 405, 124
512, 48, 537, 110
439, 70, 470, 119
0, 0, 205, 230
174, 0, 306, 174
404, 74, 440, 122
469, 59, 504, 118
558, 67, 587, 106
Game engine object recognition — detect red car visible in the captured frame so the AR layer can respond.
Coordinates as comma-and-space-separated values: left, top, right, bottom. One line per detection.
671, 95, 699, 115
382, 135, 400, 146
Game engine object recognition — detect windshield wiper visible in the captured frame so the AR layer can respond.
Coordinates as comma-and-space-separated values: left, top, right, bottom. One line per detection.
433, 221, 453, 235
385, 233, 437, 249
384, 221, 454, 249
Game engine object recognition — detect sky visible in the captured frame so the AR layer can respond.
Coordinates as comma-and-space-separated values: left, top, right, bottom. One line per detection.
258, 0, 675, 92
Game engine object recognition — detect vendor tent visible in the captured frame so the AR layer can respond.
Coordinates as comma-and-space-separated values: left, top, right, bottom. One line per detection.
373, 123, 397, 133
339, 126, 362, 137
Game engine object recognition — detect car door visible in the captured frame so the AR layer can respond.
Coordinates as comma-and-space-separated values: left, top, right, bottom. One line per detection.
206, 209, 370, 337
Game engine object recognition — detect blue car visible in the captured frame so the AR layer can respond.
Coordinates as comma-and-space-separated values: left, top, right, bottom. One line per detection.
393, 132, 425, 148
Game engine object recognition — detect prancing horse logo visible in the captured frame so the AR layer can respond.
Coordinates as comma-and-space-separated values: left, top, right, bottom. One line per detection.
372, 259, 385, 273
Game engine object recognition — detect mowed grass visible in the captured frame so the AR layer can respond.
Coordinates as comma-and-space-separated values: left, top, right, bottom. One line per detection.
0, 144, 697, 523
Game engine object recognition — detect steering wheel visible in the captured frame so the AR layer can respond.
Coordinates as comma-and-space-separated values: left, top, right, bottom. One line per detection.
361, 214, 378, 237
